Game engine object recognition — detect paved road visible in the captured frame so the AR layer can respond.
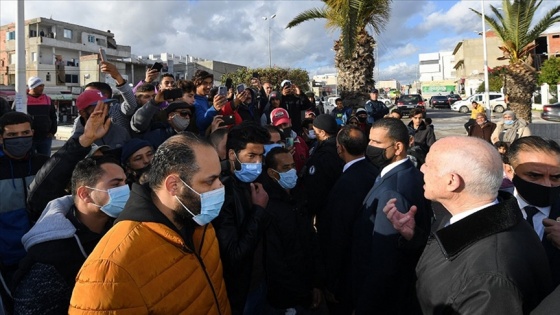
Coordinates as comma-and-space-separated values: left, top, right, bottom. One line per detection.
401, 108, 555, 139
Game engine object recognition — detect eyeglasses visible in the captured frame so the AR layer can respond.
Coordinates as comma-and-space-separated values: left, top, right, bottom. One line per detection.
176, 110, 191, 117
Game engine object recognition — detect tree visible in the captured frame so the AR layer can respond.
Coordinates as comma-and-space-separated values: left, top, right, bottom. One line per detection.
538, 56, 560, 87
471, 0, 560, 122
221, 67, 310, 92
286, 0, 391, 106
477, 66, 505, 93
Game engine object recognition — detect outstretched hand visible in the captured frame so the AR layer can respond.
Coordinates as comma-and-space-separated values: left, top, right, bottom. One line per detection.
79, 101, 111, 147
383, 198, 417, 241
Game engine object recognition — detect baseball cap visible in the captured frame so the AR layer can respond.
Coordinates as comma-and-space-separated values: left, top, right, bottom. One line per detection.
121, 138, 153, 164
281, 80, 292, 88
28, 77, 44, 89
371, 88, 379, 94
76, 90, 115, 111
271, 108, 291, 126
305, 110, 316, 118
269, 91, 279, 100
356, 108, 367, 115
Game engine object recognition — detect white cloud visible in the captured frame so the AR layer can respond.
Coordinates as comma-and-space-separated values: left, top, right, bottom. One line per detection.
379, 62, 418, 84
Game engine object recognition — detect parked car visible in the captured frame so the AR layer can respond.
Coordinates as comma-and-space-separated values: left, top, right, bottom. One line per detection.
542, 103, 560, 122
378, 97, 392, 106
429, 95, 450, 108
396, 94, 425, 115
447, 94, 462, 104
450, 92, 506, 114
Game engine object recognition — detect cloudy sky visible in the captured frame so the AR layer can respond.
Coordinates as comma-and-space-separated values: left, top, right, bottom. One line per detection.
1, 0, 560, 84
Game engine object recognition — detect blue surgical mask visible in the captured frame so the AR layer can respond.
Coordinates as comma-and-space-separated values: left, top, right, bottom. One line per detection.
272, 168, 298, 189
175, 178, 225, 226
264, 143, 283, 156
88, 185, 130, 218
307, 130, 316, 140
504, 119, 514, 125
234, 153, 262, 183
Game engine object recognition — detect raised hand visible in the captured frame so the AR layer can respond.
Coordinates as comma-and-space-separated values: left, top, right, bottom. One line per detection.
383, 198, 417, 241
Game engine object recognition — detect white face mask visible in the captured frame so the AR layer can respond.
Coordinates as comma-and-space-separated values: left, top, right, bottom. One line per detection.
172, 114, 190, 131
307, 130, 317, 139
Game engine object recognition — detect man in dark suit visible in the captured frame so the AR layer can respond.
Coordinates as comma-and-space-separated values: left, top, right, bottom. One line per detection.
504, 136, 560, 287
320, 125, 379, 315
353, 118, 432, 314
386, 136, 552, 314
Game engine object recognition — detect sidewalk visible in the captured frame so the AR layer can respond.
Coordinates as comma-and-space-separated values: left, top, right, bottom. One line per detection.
52, 125, 73, 151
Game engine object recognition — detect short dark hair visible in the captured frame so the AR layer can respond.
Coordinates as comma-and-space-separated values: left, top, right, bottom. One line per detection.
209, 128, 228, 148
136, 83, 156, 93
85, 82, 112, 98
371, 118, 410, 150
193, 70, 214, 87
337, 125, 367, 156
265, 125, 284, 142
301, 118, 314, 130
71, 156, 122, 197
177, 80, 195, 94
390, 108, 402, 118
425, 117, 432, 125
335, 98, 343, 104
161, 73, 175, 80
409, 108, 424, 117
507, 136, 560, 167
494, 141, 509, 151
0, 111, 33, 135
148, 132, 213, 189
226, 122, 270, 154
265, 147, 291, 170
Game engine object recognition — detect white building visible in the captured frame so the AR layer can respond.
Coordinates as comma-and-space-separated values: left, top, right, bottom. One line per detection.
418, 52, 455, 82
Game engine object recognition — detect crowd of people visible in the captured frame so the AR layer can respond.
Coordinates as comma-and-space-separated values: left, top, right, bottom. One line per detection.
0, 61, 559, 315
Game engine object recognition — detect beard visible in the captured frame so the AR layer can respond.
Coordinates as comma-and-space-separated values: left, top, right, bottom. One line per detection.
173, 186, 202, 227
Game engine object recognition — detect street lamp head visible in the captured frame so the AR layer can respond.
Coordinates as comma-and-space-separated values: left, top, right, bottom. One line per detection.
270, 14, 276, 19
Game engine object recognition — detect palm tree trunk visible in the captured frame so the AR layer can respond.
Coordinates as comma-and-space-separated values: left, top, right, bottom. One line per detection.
505, 62, 536, 123
334, 29, 375, 108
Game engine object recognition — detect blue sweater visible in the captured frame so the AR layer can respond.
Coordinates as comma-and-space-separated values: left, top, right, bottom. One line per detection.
194, 94, 218, 134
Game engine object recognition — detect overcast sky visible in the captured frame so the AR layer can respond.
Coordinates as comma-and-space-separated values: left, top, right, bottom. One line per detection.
1, 0, 560, 84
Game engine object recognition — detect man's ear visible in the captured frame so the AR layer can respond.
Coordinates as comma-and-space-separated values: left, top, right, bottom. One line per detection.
267, 168, 278, 180
76, 186, 92, 203
164, 174, 180, 196
446, 173, 464, 192
504, 163, 514, 181
228, 149, 236, 162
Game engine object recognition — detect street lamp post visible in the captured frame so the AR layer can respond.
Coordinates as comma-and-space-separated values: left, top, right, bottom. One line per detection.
481, 0, 492, 120
262, 14, 276, 68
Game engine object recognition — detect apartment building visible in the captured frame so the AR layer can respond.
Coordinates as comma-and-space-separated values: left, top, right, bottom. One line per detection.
418, 51, 456, 82
0, 17, 131, 88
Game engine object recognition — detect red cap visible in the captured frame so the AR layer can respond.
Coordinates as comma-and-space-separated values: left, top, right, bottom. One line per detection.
270, 108, 291, 126
76, 90, 114, 110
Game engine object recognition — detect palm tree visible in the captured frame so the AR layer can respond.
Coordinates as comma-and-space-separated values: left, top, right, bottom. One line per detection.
286, 0, 391, 100
471, 0, 560, 122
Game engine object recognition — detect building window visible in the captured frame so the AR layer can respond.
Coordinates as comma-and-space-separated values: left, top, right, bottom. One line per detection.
9, 53, 16, 64
31, 52, 37, 62
7, 31, 15, 40
63, 29, 72, 39
29, 30, 37, 37
65, 74, 79, 83
87, 35, 95, 43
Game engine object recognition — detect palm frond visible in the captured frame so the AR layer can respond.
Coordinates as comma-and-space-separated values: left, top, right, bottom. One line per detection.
286, 8, 328, 29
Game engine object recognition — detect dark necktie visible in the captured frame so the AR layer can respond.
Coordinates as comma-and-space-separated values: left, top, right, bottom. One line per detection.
524, 206, 539, 228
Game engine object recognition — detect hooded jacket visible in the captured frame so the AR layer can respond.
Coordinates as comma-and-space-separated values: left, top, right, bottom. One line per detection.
12, 195, 107, 315
69, 183, 231, 315
0, 152, 48, 267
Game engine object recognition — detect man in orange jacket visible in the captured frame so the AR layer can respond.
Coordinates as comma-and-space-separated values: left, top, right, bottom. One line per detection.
69, 133, 231, 315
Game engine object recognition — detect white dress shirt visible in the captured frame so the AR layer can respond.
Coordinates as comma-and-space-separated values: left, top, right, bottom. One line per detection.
514, 188, 550, 240
450, 200, 499, 225
343, 156, 365, 173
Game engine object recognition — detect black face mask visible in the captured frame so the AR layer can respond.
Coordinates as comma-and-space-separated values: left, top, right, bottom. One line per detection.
358, 116, 367, 123
282, 127, 292, 138
513, 175, 560, 207
366, 145, 393, 169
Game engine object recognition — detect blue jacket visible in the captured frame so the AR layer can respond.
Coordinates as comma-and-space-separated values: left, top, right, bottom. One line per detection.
194, 94, 218, 134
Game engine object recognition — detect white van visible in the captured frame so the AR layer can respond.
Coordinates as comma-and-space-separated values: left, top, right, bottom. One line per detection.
450, 93, 507, 114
